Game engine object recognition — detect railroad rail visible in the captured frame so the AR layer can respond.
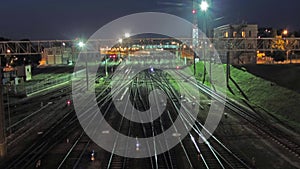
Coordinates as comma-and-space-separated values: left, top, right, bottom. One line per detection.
176, 70, 300, 162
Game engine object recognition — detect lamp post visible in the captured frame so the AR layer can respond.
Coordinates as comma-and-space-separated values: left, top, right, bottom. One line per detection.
281, 29, 290, 63
62, 42, 66, 65
117, 32, 130, 62
5, 50, 11, 134
124, 33, 131, 63
105, 52, 108, 77
192, 0, 198, 76
282, 29, 288, 36
200, 1, 209, 84
200, 1, 209, 12
118, 38, 123, 44
78, 42, 88, 90
124, 33, 130, 38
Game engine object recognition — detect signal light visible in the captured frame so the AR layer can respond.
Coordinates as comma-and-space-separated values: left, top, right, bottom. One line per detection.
67, 100, 71, 106
91, 150, 95, 161
150, 67, 154, 72
192, 9, 197, 14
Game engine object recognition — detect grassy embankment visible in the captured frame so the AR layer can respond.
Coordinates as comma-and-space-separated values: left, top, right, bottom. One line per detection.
190, 62, 300, 132
24, 73, 70, 87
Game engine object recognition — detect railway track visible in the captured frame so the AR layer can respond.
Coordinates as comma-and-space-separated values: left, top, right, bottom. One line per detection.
3, 69, 98, 168
56, 132, 91, 169
7, 63, 299, 169
102, 66, 251, 169
195, 73, 299, 158
151, 70, 252, 169
100, 69, 179, 169
175, 69, 300, 164
5, 85, 72, 134
5, 110, 79, 169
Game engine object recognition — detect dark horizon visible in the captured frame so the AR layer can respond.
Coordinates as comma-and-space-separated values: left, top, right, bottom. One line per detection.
0, 0, 299, 40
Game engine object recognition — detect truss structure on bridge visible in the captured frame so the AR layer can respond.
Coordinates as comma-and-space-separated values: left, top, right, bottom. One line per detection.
1, 38, 300, 56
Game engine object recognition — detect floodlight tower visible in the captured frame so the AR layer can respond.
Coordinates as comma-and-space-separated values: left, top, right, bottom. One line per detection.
192, 0, 199, 48
200, 0, 209, 84
192, 0, 210, 76
192, 0, 199, 75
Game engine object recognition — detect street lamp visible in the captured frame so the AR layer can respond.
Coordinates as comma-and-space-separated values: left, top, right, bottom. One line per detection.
78, 41, 89, 90
78, 41, 85, 48
281, 29, 290, 63
124, 33, 130, 38
282, 29, 288, 36
200, 1, 209, 12
200, 1, 209, 84
118, 38, 123, 44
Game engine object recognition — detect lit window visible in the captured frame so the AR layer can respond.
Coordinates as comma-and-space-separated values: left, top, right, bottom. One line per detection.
224, 32, 229, 38
242, 31, 246, 38
233, 31, 237, 37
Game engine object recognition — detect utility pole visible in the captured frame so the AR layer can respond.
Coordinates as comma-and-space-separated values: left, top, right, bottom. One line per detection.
0, 66, 7, 157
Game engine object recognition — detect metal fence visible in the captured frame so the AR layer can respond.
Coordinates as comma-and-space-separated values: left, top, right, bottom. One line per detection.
24, 75, 71, 95
3, 75, 71, 96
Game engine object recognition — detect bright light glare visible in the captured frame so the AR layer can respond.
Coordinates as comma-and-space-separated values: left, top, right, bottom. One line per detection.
124, 33, 130, 38
118, 38, 123, 43
200, 1, 209, 12
150, 67, 154, 72
78, 42, 85, 48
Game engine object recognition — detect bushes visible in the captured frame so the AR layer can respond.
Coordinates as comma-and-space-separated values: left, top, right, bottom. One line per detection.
265, 50, 286, 62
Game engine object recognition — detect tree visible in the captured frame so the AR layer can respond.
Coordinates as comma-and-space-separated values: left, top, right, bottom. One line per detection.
0, 37, 10, 41
269, 35, 286, 62
272, 50, 285, 62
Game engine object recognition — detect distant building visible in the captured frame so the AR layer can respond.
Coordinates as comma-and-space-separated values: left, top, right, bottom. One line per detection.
2, 65, 31, 85
258, 27, 276, 38
213, 24, 258, 64
42, 47, 77, 65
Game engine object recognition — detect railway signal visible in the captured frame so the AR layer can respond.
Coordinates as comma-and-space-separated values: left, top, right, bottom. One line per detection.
91, 150, 95, 161
136, 137, 140, 151
66, 100, 71, 106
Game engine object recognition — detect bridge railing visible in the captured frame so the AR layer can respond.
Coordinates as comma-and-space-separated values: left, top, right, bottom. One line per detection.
1, 38, 300, 56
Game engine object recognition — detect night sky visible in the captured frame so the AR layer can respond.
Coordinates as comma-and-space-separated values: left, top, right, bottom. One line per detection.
0, 0, 299, 40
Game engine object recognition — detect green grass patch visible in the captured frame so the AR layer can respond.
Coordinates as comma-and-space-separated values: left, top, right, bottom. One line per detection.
190, 62, 300, 132
25, 73, 70, 86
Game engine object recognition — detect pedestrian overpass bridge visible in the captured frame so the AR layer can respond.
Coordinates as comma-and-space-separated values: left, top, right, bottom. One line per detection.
1, 37, 300, 65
